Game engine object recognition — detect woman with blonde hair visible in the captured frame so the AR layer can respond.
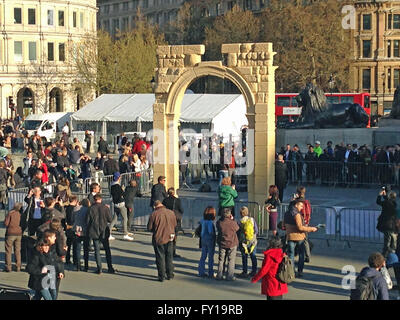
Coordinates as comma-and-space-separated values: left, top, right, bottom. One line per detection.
197, 206, 217, 278
217, 177, 238, 217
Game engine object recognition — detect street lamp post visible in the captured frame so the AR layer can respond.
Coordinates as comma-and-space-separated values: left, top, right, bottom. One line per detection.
381, 72, 386, 115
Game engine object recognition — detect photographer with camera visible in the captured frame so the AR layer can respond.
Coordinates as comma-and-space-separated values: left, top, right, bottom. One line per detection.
376, 186, 398, 258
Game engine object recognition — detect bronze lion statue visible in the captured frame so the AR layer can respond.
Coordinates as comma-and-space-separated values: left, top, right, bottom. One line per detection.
284, 83, 369, 129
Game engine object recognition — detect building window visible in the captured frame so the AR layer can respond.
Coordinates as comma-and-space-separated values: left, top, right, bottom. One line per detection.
14, 41, 23, 62
123, 2, 129, 10
394, 69, 400, 88
122, 17, 129, 31
244, 0, 252, 10
228, 1, 235, 11
80, 12, 84, 28
362, 69, 371, 90
59, 43, 65, 61
14, 8, 22, 24
112, 19, 120, 35
29, 42, 37, 61
113, 4, 119, 12
388, 69, 392, 90
58, 11, 65, 26
48, 10, 54, 25
363, 14, 371, 30
103, 20, 110, 32
104, 5, 110, 14
216, 3, 221, 15
362, 40, 371, 58
164, 12, 168, 24
201, 7, 209, 17
260, 0, 266, 9
388, 40, 392, 58
389, 14, 392, 30
394, 14, 400, 29
143, 0, 149, 9
73, 12, 77, 28
395, 40, 400, 57
28, 9, 36, 25
132, 0, 139, 9
48, 42, 54, 61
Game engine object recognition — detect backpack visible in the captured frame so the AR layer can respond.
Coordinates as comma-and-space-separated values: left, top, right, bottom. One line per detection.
350, 275, 376, 300
276, 255, 295, 284
242, 217, 255, 241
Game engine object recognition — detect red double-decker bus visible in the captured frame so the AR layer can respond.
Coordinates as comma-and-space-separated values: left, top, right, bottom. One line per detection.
275, 92, 371, 127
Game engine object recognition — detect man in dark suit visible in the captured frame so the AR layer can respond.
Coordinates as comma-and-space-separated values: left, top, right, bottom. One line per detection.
275, 154, 288, 202
283, 144, 293, 182
86, 193, 115, 274
150, 176, 167, 209
162, 187, 184, 258
377, 146, 395, 185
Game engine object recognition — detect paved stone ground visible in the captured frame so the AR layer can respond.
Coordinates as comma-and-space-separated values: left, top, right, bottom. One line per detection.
0, 223, 398, 300
5, 153, 397, 300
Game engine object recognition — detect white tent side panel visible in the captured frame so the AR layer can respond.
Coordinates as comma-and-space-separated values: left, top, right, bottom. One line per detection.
211, 95, 248, 137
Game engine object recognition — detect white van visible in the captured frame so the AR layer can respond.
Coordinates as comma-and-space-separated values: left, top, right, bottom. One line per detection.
21, 112, 73, 141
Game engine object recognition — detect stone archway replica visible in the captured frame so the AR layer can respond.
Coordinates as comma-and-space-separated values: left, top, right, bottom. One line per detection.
152, 43, 276, 205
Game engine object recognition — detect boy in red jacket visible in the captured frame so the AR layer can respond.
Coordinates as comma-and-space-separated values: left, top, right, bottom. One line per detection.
251, 236, 288, 300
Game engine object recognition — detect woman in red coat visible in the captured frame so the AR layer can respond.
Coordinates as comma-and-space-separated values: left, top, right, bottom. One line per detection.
251, 236, 288, 300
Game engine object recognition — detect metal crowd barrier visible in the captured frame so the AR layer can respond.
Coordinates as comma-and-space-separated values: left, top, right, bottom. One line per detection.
7, 185, 386, 248
337, 207, 383, 246
284, 160, 399, 187
84, 169, 153, 195
277, 203, 338, 246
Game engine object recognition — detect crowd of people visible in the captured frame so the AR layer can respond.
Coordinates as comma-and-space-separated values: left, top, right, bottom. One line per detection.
1, 115, 398, 300
277, 141, 400, 187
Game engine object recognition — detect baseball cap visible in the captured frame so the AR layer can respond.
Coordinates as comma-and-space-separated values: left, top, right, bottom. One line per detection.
315, 140, 321, 145
386, 253, 399, 267
113, 172, 121, 181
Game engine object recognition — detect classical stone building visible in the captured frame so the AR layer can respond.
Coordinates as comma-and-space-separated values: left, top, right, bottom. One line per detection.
0, 0, 97, 118
97, 0, 267, 36
98, 0, 400, 116
350, 0, 400, 116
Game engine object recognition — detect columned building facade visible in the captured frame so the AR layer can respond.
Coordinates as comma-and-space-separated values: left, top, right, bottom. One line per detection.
350, 0, 400, 116
0, 0, 97, 118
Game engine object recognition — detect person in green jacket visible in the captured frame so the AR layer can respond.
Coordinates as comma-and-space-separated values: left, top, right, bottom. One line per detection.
314, 141, 322, 158
217, 177, 238, 217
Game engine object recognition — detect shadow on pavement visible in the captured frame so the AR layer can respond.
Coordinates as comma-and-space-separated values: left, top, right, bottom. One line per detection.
61, 291, 115, 300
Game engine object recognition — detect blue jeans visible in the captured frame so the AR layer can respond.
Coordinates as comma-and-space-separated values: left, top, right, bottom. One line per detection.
33, 288, 57, 300
241, 245, 257, 274
287, 240, 305, 273
198, 239, 215, 276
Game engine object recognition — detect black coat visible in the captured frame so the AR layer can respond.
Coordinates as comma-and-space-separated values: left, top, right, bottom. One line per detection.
103, 159, 119, 176
162, 196, 184, 218
150, 183, 167, 208
98, 140, 109, 154
124, 185, 142, 209
376, 195, 397, 232
26, 247, 64, 291
86, 203, 112, 239
275, 161, 288, 187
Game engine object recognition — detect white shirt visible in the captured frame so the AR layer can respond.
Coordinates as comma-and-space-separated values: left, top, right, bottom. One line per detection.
62, 125, 69, 135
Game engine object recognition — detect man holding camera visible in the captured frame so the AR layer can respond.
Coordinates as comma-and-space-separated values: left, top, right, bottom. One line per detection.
376, 187, 398, 258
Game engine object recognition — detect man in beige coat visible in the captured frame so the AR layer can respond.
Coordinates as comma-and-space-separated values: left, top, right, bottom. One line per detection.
283, 200, 317, 278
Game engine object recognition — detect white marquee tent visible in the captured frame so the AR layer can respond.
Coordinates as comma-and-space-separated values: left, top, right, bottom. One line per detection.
71, 94, 248, 140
